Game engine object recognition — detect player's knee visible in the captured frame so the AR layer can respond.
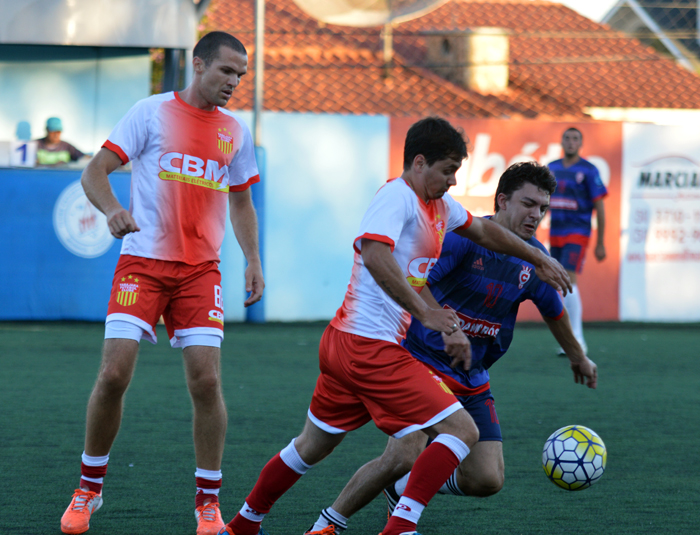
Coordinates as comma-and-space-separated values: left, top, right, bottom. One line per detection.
474, 472, 504, 497
187, 372, 222, 403
380, 452, 414, 479
461, 466, 504, 497
96, 365, 132, 397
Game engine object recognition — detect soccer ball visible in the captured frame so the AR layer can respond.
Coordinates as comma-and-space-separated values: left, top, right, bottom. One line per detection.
542, 425, 607, 491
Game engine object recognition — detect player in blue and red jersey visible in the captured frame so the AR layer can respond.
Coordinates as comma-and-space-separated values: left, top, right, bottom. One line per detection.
304, 161, 597, 535
548, 127, 607, 353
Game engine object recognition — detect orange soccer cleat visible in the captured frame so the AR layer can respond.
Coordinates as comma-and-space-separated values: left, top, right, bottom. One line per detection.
60, 489, 103, 534
196, 501, 225, 535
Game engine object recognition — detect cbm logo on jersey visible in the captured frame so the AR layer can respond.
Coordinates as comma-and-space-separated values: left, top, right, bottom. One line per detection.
518, 265, 532, 289
406, 257, 438, 288
158, 152, 229, 192
116, 275, 140, 306
217, 127, 234, 154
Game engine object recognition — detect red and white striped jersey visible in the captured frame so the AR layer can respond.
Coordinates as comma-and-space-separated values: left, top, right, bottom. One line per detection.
331, 178, 473, 343
103, 92, 259, 265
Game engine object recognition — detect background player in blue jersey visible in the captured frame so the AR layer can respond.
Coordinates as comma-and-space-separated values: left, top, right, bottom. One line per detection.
548, 127, 607, 354
304, 161, 597, 535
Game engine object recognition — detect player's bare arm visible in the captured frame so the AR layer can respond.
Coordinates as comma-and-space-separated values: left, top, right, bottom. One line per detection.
229, 188, 264, 307
419, 285, 471, 369
594, 198, 606, 261
361, 239, 460, 335
542, 311, 598, 389
455, 216, 572, 295
81, 148, 140, 239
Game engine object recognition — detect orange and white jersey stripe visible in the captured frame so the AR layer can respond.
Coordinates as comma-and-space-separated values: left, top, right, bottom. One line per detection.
103, 92, 259, 265
331, 178, 473, 343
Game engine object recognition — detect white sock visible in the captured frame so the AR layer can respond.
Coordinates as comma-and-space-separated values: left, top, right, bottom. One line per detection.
280, 438, 312, 475
394, 472, 410, 495
310, 507, 348, 532
438, 468, 466, 496
391, 496, 424, 524
564, 284, 585, 346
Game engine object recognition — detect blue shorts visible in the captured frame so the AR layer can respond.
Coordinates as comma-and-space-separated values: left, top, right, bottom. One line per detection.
550, 235, 588, 273
457, 389, 502, 442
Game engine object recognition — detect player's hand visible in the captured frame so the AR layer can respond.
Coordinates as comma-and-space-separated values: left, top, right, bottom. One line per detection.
595, 242, 606, 262
534, 253, 572, 296
570, 356, 597, 389
243, 262, 265, 307
421, 306, 461, 336
442, 328, 471, 371
106, 208, 140, 239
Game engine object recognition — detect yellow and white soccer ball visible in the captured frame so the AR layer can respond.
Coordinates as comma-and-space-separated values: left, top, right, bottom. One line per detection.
542, 425, 607, 491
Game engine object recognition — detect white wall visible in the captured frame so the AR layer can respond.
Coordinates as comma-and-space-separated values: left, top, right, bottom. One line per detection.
0, 45, 150, 154
220, 112, 389, 321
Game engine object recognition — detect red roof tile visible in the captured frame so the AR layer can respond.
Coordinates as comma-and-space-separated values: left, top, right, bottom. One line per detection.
206, 0, 700, 117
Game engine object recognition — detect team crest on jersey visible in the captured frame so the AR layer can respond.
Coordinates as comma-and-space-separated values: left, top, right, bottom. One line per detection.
576, 171, 585, 184
116, 275, 140, 306
435, 215, 445, 244
518, 265, 532, 289
429, 371, 454, 395
217, 127, 234, 154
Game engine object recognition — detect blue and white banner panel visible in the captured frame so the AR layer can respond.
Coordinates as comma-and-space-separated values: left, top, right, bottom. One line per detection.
0, 168, 130, 320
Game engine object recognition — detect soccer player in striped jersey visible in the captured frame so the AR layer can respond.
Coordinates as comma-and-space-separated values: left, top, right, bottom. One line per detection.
60, 32, 262, 535
548, 127, 608, 353
304, 161, 597, 535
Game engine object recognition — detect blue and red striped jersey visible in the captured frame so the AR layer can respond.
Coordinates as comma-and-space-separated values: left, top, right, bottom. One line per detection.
403, 229, 563, 392
548, 158, 607, 239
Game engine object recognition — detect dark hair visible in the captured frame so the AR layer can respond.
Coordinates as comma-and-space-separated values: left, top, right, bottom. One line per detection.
563, 127, 583, 141
193, 32, 247, 66
403, 117, 468, 170
494, 161, 557, 212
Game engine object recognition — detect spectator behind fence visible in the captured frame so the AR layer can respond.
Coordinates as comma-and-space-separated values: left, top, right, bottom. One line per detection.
36, 117, 86, 165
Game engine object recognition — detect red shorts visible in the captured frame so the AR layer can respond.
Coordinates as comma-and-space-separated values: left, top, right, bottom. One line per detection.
309, 325, 463, 438
106, 255, 224, 347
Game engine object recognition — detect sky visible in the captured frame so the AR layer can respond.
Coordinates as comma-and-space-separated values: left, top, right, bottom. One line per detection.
556, 0, 621, 21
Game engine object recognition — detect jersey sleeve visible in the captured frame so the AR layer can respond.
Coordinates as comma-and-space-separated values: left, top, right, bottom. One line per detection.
586, 164, 608, 202
228, 118, 260, 192
102, 97, 156, 164
354, 181, 411, 253
428, 232, 470, 285
531, 280, 564, 320
443, 193, 473, 232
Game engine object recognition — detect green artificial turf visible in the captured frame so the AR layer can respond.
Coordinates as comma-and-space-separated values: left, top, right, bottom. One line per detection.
0, 321, 698, 534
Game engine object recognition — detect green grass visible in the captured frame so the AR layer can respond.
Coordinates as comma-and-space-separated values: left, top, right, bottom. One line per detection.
1, 321, 698, 534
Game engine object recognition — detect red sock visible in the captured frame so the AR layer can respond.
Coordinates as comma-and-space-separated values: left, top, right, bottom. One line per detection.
383, 441, 461, 535
195, 473, 222, 508
228, 453, 303, 535
80, 462, 108, 494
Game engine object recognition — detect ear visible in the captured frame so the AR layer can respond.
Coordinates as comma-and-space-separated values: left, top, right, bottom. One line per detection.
413, 154, 426, 170
193, 56, 206, 75
496, 192, 509, 211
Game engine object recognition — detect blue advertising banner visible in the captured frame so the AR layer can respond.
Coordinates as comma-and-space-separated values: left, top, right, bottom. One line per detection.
0, 168, 131, 320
